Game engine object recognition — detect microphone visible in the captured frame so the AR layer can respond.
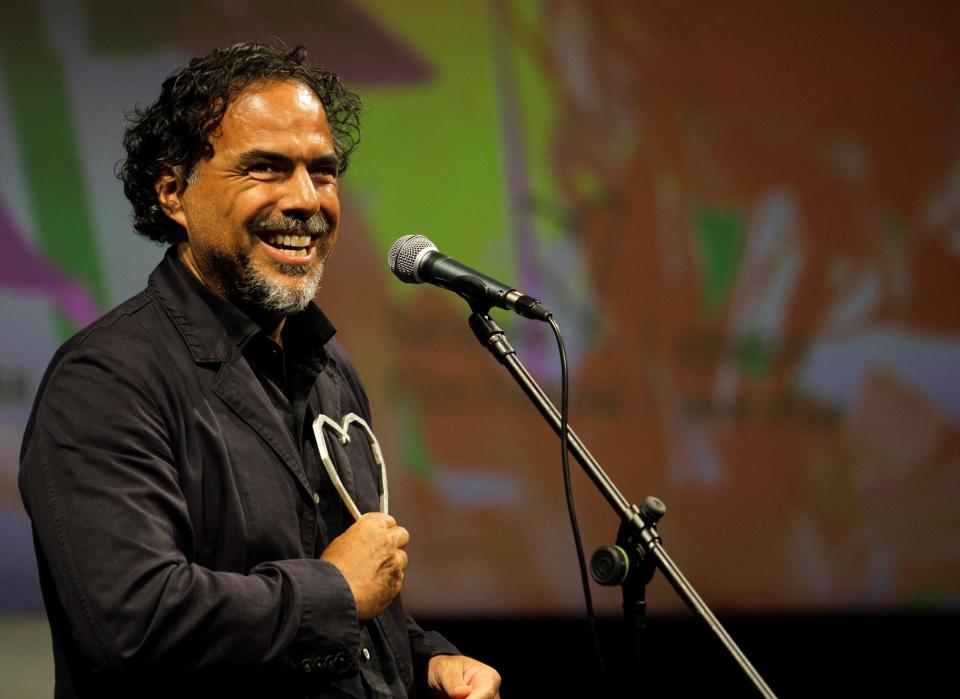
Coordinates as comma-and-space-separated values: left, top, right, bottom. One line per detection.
388, 235, 552, 321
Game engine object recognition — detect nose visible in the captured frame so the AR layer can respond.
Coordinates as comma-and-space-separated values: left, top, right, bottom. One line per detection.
279, 164, 326, 220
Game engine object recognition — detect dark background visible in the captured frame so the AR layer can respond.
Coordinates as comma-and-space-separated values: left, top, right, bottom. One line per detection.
426, 613, 954, 696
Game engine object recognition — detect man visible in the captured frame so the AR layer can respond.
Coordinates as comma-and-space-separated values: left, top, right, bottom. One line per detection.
19, 43, 501, 698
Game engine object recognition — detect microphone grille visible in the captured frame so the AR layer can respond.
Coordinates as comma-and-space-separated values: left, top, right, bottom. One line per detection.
387, 234, 436, 282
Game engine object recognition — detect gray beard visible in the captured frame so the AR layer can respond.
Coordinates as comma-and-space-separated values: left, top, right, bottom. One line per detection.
207, 250, 325, 316
201, 212, 330, 316
234, 256, 325, 315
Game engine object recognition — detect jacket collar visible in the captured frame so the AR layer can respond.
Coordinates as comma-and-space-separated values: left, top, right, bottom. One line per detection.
146, 248, 336, 364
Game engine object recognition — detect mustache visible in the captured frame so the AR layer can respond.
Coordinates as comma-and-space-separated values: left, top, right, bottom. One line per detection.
248, 213, 330, 237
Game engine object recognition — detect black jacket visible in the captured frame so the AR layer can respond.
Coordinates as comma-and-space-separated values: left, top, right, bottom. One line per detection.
19, 252, 456, 697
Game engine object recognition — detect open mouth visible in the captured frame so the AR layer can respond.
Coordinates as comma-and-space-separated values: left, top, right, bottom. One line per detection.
261, 233, 314, 258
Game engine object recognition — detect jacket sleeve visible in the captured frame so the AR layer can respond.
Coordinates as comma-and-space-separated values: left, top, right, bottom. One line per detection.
406, 612, 460, 666
19, 336, 360, 680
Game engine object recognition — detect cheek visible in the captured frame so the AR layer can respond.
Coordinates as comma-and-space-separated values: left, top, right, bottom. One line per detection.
314, 233, 336, 263
326, 188, 341, 219
224, 191, 270, 232
182, 185, 227, 235
195, 180, 270, 227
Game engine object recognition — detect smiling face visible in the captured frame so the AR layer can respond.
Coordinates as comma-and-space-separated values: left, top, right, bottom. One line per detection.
157, 80, 341, 320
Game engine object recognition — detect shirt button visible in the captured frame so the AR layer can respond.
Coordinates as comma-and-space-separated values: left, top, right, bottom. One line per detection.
361, 647, 371, 661
313, 492, 320, 504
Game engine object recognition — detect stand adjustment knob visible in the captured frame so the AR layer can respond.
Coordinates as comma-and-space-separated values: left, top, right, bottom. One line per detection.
590, 545, 630, 586
640, 496, 666, 524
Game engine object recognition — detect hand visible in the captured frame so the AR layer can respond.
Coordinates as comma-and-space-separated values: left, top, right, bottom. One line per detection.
320, 512, 409, 620
427, 654, 501, 699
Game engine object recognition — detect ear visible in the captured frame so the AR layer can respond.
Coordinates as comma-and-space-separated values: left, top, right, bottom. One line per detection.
154, 170, 188, 229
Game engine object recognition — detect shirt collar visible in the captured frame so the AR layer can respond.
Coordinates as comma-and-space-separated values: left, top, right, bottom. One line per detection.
149, 248, 337, 362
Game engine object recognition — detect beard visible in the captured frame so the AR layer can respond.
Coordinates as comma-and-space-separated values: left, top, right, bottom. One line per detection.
204, 213, 331, 316
231, 255, 325, 316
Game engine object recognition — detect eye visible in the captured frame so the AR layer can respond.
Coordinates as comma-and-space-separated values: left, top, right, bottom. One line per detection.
310, 168, 337, 184
245, 164, 288, 183
248, 162, 278, 175
310, 167, 338, 185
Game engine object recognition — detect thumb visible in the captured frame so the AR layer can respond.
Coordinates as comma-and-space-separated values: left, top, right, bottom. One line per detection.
430, 656, 470, 697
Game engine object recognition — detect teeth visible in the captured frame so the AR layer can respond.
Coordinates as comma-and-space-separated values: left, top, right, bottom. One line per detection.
265, 234, 311, 249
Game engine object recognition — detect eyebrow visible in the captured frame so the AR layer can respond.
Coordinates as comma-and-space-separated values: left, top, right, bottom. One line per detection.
236, 149, 341, 173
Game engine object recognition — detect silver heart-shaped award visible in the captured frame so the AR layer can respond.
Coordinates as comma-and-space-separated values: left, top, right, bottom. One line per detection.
311, 412, 389, 520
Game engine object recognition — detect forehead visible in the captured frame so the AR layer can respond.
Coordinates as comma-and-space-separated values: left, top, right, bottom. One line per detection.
214, 80, 334, 153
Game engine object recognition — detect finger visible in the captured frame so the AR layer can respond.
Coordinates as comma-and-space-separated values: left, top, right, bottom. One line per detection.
440, 663, 474, 697
394, 525, 410, 547
462, 663, 501, 699
396, 549, 409, 572
463, 683, 498, 699
360, 512, 395, 528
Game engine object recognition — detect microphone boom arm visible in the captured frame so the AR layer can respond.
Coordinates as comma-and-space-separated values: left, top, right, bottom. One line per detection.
467, 312, 778, 698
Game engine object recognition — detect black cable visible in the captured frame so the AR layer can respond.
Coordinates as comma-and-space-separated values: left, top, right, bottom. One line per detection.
547, 316, 606, 687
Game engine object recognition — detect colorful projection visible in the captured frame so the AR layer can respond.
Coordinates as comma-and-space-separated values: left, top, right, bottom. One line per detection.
1, 0, 958, 616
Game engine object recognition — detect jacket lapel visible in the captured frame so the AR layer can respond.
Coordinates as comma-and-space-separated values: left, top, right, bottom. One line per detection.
212, 352, 314, 499
148, 251, 314, 500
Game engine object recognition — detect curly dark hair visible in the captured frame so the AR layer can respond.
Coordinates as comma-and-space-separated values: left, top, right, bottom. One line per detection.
119, 42, 362, 245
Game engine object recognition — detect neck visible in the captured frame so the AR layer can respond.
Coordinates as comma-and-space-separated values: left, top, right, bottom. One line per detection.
176, 242, 286, 346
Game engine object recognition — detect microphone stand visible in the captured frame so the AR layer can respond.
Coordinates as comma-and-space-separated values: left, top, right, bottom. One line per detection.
467, 311, 777, 698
